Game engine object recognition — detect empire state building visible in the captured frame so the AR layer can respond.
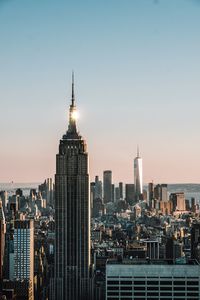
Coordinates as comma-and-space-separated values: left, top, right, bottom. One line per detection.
55, 76, 91, 300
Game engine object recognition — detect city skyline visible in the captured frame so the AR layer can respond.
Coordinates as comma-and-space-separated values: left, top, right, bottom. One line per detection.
1, 0, 200, 183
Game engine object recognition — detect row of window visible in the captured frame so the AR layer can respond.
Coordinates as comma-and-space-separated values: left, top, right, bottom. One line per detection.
107, 298, 199, 300
107, 286, 199, 291
107, 292, 199, 296
107, 280, 199, 285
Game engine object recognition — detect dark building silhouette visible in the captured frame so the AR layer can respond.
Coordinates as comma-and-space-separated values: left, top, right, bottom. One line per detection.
54, 76, 91, 300
15, 189, 23, 197
125, 184, 135, 205
0, 201, 6, 279
119, 182, 123, 199
115, 187, 120, 202
148, 182, 154, 208
191, 223, 200, 262
111, 184, 115, 202
94, 176, 102, 200
0, 191, 8, 213
103, 171, 112, 203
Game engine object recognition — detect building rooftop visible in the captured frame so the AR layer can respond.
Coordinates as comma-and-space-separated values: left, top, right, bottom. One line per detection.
107, 258, 199, 266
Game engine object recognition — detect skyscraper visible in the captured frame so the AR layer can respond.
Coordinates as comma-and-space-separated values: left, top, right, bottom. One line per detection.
55, 76, 91, 300
119, 182, 123, 199
170, 192, 186, 212
103, 170, 112, 203
13, 219, 34, 299
0, 200, 6, 279
125, 184, 135, 205
106, 259, 200, 300
191, 222, 200, 262
94, 175, 103, 200
148, 182, 154, 208
134, 147, 143, 201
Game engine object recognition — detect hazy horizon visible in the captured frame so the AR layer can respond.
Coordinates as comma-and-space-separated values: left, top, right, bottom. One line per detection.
1, 0, 200, 183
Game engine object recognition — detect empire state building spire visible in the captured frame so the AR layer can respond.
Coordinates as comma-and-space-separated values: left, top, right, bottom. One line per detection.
64, 73, 80, 140
72, 71, 75, 106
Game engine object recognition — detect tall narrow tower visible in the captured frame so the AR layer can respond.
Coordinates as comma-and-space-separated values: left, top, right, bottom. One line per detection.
55, 75, 91, 300
0, 200, 6, 279
103, 170, 112, 203
13, 219, 34, 299
134, 147, 143, 201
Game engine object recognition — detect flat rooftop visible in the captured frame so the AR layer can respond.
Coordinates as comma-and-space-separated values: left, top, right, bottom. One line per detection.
107, 258, 199, 266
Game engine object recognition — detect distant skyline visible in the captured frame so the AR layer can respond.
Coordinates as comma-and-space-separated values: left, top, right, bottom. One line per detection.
1, 0, 200, 183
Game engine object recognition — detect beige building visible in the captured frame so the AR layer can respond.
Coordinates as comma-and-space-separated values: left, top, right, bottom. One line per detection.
170, 192, 186, 212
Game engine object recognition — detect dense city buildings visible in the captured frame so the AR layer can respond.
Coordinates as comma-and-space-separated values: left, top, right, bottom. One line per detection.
0, 163, 200, 300
1, 80, 200, 300
54, 78, 92, 300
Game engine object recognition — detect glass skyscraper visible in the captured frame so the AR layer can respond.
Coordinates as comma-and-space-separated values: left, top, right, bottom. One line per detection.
134, 147, 143, 201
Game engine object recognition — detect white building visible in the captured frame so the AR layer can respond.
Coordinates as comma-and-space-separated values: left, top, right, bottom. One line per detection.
134, 148, 143, 201
106, 259, 200, 300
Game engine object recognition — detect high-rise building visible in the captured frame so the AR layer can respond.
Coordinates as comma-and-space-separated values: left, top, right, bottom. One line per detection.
134, 147, 143, 201
170, 192, 186, 212
125, 184, 135, 205
46, 178, 54, 206
13, 219, 34, 299
103, 171, 112, 203
148, 182, 154, 208
111, 184, 115, 202
140, 238, 160, 259
38, 178, 54, 206
154, 184, 168, 202
115, 187, 120, 202
160, 184, 168, 202
0, 191, 8, 213
191, 197, 196, 213
191, 223, 200, 262
0, 200, 6, 279
54, 76, 91, 300
90, 182, 96, 211
106, 259, 200, 300
119, 182, 123, 199
94, 176, 102, 200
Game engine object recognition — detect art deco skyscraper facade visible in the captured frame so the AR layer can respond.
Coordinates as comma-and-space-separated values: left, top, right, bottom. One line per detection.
134, 147, 143, 201
55, 77, 91, 300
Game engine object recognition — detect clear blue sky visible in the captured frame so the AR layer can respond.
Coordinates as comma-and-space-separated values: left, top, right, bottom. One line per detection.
0, 0, 200, 183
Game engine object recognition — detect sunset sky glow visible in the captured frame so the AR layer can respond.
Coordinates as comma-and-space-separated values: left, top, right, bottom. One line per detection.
1, 0, 200, 183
